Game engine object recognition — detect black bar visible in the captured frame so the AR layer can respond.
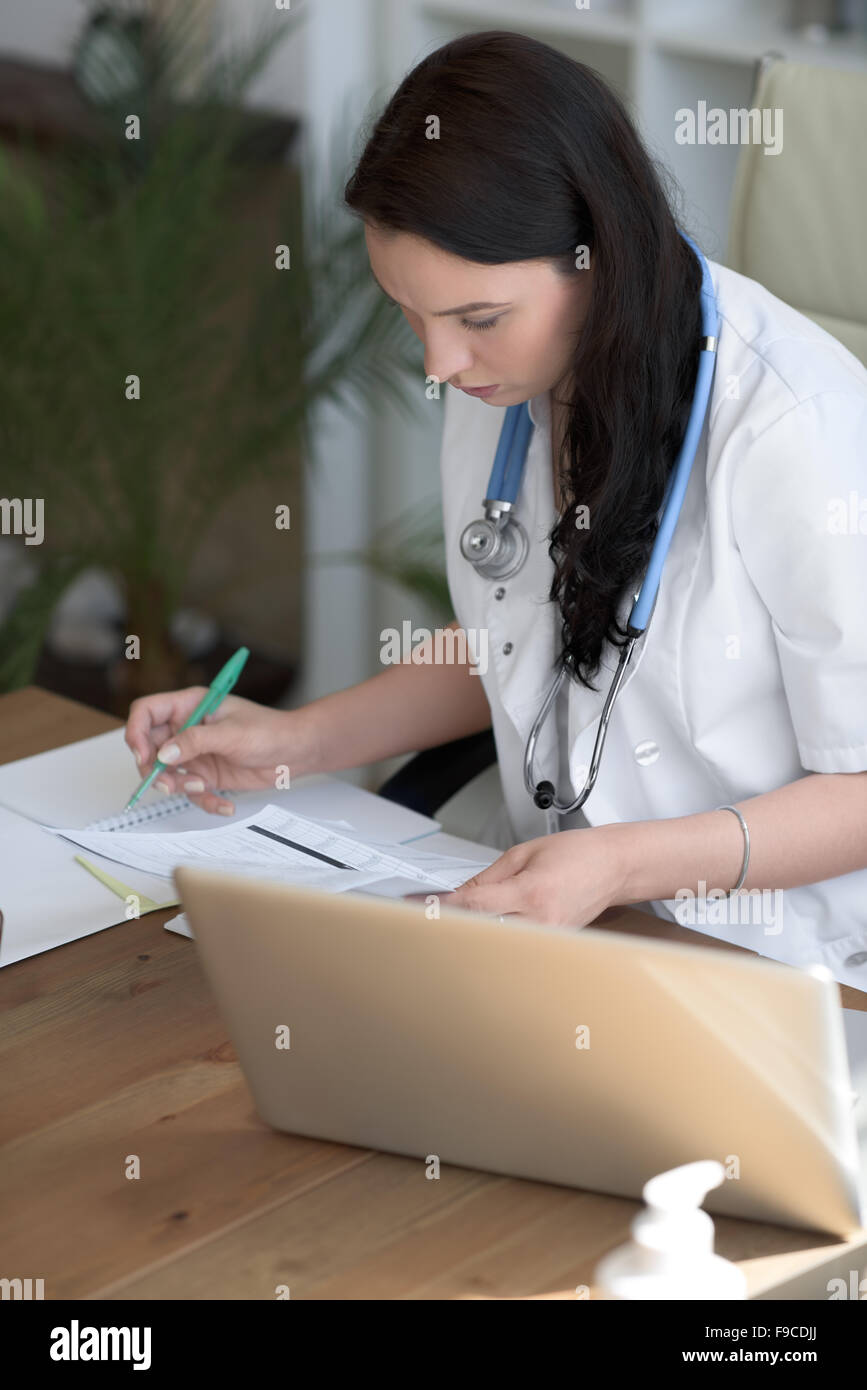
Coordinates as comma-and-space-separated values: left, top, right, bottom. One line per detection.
10, 1299, 865, 1366
246, 824, 352, 869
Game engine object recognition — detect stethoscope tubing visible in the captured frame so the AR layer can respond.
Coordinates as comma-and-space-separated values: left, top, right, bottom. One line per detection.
487, 402, 534, 505
628, 345, 716, 634
468, 232, 719, 817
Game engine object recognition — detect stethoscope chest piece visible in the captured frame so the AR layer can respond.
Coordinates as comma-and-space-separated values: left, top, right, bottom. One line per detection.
460, 508, 529, 581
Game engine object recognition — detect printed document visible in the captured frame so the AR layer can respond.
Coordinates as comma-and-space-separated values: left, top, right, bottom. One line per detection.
50, 804, 491, 894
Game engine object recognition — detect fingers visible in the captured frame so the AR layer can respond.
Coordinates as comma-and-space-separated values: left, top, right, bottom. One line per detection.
402, 883, 519, 918
132, 725, 172, 768
403, 890, 456, 906
200, 696, 238, 723
182, 788, 235, 816
447, 876, 525, 917
151, 767, 234, 815
125, 687, 209, 765
153, 718, 232, 770
403, 848, 535, 917
444, 845, 530, 911
124, 690, 239, 815
450, 844, 530, 893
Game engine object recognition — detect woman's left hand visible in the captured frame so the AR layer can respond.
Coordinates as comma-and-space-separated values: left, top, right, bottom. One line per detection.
446, 826, 626, 927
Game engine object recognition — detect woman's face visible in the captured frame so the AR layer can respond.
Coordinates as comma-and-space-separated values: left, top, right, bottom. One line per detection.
364, 224, 591, 406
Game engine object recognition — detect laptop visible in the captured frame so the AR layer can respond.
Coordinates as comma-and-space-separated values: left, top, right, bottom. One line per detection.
175, 865, 867, 1238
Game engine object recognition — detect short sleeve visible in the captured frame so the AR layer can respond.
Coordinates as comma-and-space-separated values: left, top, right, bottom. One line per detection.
730, 390, 867, 773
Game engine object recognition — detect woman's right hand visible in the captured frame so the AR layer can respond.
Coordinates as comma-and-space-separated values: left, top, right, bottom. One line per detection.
124, 686, 320, 816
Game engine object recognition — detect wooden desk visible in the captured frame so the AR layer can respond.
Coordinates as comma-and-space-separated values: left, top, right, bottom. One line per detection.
1, 687, 865, 1301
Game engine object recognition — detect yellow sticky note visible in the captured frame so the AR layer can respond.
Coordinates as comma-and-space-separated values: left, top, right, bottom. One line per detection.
73, 855, 178, 915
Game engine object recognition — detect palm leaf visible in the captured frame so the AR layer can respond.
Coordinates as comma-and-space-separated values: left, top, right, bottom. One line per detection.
0, 14, 426, 692
0, 555, 87, 691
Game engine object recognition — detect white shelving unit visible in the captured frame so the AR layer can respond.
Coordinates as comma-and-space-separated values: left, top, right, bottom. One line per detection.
392, 0, 867, 259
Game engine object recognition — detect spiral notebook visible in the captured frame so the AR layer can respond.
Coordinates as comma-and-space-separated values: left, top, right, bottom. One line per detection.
0, 726, 440, 841
83, 790, 213, 833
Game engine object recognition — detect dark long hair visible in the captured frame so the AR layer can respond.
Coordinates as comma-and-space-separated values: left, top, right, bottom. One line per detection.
344, 30, 702, 691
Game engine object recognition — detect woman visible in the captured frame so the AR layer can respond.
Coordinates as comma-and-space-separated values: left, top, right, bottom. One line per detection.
125, 32, 867, 989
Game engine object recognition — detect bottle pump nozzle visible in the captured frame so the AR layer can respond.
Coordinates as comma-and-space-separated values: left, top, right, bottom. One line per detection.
594, 1159, 746, 1299
631, 1159, 725, 1256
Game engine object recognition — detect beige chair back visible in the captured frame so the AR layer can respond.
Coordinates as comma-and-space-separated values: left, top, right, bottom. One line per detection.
727, 57, 867, 366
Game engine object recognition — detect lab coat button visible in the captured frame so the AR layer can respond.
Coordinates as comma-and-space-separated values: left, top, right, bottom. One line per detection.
634, 739, 660, 765
503, 642, 513, 655
494, 587, 506, 600
844, 950, 867, 967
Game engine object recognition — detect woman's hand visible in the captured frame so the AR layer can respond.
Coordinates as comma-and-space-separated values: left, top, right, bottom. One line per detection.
124, 687, 321, 816
446, 827, 626, 927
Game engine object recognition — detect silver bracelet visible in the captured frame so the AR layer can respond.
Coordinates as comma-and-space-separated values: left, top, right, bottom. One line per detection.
716, 804, 750, 892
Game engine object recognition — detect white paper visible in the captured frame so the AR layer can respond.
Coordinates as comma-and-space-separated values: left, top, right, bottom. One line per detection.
0, 729, 167, 828
0, 806, 177, 967
360, 838, 495, 890
49, 804, 491, 892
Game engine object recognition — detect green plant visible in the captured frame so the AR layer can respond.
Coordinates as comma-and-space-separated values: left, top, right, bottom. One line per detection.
332, 498, 452, 617
0, 4, 423, 696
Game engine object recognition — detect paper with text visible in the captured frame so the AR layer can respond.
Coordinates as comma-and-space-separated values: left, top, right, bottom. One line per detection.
50, 804, 491, 893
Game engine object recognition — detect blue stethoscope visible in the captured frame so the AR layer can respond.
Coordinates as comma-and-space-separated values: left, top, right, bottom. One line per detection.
459, 232, 720, 815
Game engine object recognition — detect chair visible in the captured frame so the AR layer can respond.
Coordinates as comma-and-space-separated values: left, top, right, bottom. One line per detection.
727, 54, 867, 367
377, 727, 496, 818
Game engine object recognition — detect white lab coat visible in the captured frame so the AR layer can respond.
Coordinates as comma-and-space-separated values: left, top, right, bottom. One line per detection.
439, 259, 867, 991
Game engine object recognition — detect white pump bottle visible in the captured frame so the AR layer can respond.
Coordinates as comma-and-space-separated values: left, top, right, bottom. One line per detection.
594, 1160, 747, 1300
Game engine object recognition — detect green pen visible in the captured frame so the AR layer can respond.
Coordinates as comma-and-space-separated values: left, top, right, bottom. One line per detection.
124, 646, 250, 813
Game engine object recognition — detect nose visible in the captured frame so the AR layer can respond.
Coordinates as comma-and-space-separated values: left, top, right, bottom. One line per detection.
423, 329, 474, 390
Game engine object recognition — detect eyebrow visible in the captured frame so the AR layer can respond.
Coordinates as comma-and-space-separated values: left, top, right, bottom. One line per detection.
370, 269, 511, 317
